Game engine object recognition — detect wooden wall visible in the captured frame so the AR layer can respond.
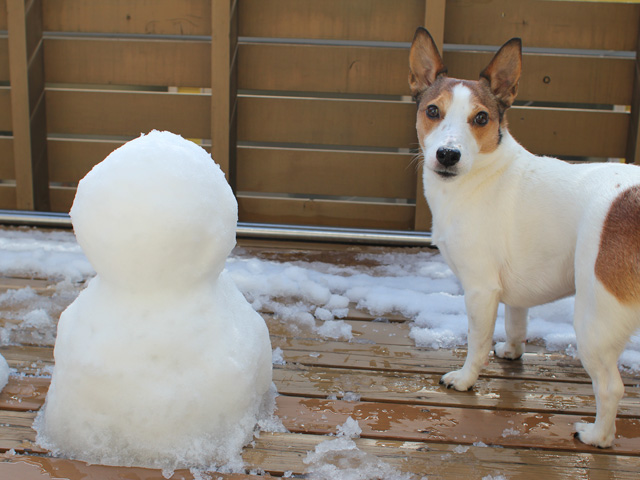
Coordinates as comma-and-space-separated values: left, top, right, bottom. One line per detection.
0, 0, 639, 232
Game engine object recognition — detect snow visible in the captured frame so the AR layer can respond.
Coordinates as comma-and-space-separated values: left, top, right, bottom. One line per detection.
0, 353, 9, 393
272, 347, 286, 365
0, 229, 92, 282
501, 428, 520, 438
1, 228, 640, 372
453, 445, 470, 454
303, 417, 417, 480
32, 131, 273, 471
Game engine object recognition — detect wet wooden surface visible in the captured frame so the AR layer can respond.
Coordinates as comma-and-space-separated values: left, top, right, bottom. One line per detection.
0, 237, 639, 479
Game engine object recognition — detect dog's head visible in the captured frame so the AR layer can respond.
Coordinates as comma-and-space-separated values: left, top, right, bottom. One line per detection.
409, 28, 522, 181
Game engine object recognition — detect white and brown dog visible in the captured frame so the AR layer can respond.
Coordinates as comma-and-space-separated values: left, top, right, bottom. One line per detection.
409, 27, 640, 448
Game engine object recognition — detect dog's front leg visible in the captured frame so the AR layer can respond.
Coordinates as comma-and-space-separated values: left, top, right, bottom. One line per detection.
441, 288, 500, 391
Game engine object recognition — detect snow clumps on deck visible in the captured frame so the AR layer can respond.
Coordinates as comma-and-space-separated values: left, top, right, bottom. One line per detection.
303, 417, 421, 480
34, 130, 273, 471
0, 353, 8, 392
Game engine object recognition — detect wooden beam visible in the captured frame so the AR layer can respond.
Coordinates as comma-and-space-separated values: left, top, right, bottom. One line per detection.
238, 195, 415, 230
413, 0, 445, 232
211, 0, 237, 189
629, 12, 640, 165
238, 0, 424, 42
7, 0, 49, 211
444, 0, 639, 51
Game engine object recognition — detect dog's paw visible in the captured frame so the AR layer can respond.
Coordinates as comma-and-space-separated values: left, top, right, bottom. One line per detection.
494, 341, 525, 360
574, 422, 614, 448
439, 369, 476, 391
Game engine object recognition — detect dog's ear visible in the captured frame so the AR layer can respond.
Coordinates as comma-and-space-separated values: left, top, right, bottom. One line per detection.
479, 38, 522, 110
409, 27, 447, 101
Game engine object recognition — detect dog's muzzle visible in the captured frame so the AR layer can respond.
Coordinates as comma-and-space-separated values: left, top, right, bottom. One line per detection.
435, 147, 461, 178
436, 147, 461, 167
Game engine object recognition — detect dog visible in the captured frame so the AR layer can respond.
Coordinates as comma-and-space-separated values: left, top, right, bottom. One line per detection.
408, 27, 640, 448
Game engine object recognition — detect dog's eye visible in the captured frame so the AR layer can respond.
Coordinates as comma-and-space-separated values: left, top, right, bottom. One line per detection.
474, 111, 489, 126
426, 105, 440, 119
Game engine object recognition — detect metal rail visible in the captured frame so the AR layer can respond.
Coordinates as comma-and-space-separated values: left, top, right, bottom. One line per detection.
0, 210, 433, 246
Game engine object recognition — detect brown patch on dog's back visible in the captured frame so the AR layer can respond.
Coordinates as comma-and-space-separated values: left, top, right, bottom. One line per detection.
595, 185, 640, 304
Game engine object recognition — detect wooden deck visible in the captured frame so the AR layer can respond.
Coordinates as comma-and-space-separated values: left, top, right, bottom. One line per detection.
0, 237, 639, 479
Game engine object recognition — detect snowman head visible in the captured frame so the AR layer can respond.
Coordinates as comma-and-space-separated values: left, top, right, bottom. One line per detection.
71, 131, 237, 292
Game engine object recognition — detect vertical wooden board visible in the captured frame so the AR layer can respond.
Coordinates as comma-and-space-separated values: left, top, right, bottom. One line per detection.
0, 88, 11, 131
25, 0, 43, 60
414, 0, 445, 232
0, 38, 9, 83
44, 38, 211, 88
7, 0, 50, 211
424, 0, 445, 48
27, 40, 45, 110
628, 26, 640, 165
0, 137, 14, 179
0, 0, 7, 30
42, 0, 212, 36
29, 88, 48, 203
238, 0, 424, 42
211, 0, 236, 185
444, 0, 640, 51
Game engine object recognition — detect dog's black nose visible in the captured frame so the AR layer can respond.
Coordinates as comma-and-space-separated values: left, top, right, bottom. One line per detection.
436, 147, 461, 167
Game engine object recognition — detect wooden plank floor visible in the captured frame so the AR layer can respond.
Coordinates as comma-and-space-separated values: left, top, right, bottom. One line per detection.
0, 237, 639, 479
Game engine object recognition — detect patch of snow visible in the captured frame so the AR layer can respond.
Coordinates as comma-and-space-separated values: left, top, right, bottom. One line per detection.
0, 354, 9, 393
337, 417, 362, 438
501, 428, 520, 438
453, 444, 470, 454
303, 418, 415, 480
272, 347, 286, 365
0, 228, 93, 282
0, 281, 78, 346
342, 392, 361, 402
2, 226, 639, 372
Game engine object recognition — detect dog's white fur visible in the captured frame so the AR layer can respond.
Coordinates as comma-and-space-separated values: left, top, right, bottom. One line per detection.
409, 27, 640, 448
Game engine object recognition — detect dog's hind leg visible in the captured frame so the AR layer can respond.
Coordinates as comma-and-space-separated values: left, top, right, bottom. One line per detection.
495, 305, 527, 360
441, 287, 500, 391
573, 288, 635, 448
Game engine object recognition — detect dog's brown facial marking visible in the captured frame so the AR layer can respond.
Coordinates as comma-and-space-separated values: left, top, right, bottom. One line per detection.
415, 76, 454, 146
464, 80, 503, 154
416, 77, 503, 156
595, 185, 640, 304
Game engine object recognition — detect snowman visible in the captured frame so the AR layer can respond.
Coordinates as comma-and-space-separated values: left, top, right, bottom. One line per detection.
34, 131, 273, 470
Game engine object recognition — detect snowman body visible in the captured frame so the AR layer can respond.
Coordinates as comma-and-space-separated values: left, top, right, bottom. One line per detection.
35, 131, 272, 469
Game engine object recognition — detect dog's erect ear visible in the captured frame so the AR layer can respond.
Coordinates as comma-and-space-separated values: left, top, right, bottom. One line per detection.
409, 27, 447, 100
479, 38, 522, 110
